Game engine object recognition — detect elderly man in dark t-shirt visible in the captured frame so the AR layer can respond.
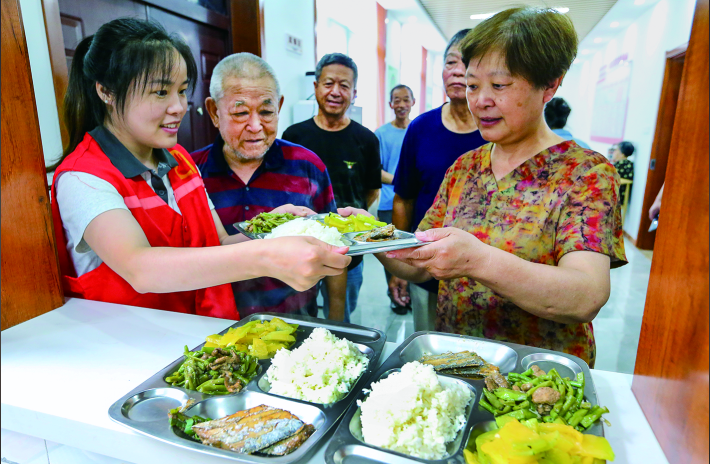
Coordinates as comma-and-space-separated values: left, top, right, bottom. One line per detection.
283, 53, 381, 323
191, 52, 348, 321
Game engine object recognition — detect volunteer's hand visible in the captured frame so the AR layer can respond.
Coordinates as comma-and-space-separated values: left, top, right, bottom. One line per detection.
266, 236, 351, 291
388, 275, 410, 307
272, 204, 316, 217
648, 201, 661, 221
385, 227, 490, 281
337, 206, 373, 219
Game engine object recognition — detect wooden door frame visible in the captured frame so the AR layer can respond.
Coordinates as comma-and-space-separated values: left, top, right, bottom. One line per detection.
41, 0, 261, 154
634, 43, 687, 249
2, 0, 64, 329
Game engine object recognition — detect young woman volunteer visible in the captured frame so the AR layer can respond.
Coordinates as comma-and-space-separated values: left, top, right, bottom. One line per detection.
50, 18, 351, 320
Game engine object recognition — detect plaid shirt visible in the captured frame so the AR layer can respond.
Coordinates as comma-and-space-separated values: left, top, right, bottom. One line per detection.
192, 136, 336, 317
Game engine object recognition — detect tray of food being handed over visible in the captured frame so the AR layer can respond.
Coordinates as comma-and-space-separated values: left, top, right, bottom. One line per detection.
108, 313, 386, 463
325, 331, 615, 464
234, 212, 427, 256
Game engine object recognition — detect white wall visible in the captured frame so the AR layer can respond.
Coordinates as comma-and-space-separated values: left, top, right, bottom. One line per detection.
262, 0, 316, 138
18, 0, 64, 170
557, 0, 696, 240
315, 0, 379, 131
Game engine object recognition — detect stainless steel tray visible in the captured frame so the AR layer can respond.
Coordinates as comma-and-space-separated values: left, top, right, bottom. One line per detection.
234, 213, 426, 256
108, 312, 386, 463
325, 331, 603, 464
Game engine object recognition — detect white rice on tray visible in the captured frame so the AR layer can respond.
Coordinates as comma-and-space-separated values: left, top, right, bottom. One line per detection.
266, 327, 368, 404
265, 218, 347, 246
358, 361, 472, 460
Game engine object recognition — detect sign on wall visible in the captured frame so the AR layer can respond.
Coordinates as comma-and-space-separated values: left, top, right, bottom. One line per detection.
590, 54, 633, 144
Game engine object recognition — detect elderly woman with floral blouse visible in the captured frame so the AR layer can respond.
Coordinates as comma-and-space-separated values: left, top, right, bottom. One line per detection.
378, 7, 626, 367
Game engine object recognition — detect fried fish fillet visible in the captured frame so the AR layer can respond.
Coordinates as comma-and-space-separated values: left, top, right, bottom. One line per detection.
192, 405, 304, 454
256, 423, 316, 456
354, 224, 396, 242
192, 404, 274, 432
419, 351, 486, 371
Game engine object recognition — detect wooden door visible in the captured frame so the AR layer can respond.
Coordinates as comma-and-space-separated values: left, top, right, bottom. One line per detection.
148, 6, 227, 151
2, 0, 64, 329
631, 0, 709, 462
634, 47, 686, 250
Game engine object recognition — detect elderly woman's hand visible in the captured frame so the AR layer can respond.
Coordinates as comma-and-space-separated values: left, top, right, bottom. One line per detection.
385, 227, 491, 281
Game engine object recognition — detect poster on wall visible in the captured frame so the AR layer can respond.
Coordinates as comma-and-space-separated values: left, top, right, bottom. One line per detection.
590, 55, 632, 144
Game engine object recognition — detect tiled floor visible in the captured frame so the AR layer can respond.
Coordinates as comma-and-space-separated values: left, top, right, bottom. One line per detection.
334, 237, 652, 374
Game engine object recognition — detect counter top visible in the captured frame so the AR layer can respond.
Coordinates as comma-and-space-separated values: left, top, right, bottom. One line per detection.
1, 299, 668, 463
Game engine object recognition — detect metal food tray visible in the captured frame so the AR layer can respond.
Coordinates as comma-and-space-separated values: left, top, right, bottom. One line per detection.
234, 213, 426, 256
108, 312, 386, 463
325, 331, 602, 464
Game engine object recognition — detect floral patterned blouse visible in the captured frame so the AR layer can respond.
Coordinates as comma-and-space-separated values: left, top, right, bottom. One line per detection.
419, 141, 627, 367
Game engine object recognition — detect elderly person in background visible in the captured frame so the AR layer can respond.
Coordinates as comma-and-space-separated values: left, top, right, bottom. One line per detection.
610, 141, 635, 200
389, 29, 488, 331
283, 53, 381, 323
378, 8, 627, 367
544, 97, 590, 149
191, 53, 348, 320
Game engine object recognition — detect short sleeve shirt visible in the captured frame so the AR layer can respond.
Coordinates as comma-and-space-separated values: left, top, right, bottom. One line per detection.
282, 118, 381, 210
374, 122, 407, 211
192, 136, 337, 317
392, 105, 487, 292
419, 141, 627, 367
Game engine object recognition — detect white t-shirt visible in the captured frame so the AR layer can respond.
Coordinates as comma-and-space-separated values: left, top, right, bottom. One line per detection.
55, 169, 215, 276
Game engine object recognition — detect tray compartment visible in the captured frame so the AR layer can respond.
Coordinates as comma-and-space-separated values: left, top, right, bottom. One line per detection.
257, 343, 376, 404
348, 368, 477, 461
520, 353, 584, 379
399, 333, 518, 374
332, 444, 424, 464
184, 390, 327, 431
245, 314, 382, 345
121, 388, 190, 422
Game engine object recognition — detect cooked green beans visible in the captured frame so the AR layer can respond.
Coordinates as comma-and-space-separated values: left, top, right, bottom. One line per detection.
477, 366, 610, 430
165, 345, 259, 395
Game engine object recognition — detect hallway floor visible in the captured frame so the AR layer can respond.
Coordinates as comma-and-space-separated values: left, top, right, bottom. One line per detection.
333, 237, 651, 374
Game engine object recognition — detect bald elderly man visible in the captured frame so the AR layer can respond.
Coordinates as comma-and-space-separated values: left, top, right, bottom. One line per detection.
191, 53, 347, 320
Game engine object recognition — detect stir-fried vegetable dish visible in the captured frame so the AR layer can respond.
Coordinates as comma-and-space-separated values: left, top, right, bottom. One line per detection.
478, 365, 610, 431
245, 212, 297, 234
323, 213, 386, 233
464, 417, 615, 463
165, 345, 260, 395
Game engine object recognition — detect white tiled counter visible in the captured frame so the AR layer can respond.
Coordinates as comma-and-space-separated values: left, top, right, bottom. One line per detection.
1, 299, 668, 464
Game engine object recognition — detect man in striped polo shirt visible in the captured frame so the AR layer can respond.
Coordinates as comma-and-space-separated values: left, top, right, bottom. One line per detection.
192, 53, 347, 320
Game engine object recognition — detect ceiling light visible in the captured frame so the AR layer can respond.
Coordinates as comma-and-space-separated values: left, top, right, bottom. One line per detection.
594, 38, 604, 43
470, 12, 497, 20
385, 18, 389, 24
553, 7, 570, 14
408, 15, 417, 23
580, 49, 592, 55
634, 0, 645, 4
610, 21, 620, 28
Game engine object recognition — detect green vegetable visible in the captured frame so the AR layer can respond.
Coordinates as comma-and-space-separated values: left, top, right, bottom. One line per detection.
478, 368, 609, 431
494, 388, 527, 402
165, 345, 260, 395
245, 212, 297, 234
568, 408, 588, 427
168, 407, 211, 441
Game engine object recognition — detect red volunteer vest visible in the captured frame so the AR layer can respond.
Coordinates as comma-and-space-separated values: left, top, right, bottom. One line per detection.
51, 133, 239, 320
